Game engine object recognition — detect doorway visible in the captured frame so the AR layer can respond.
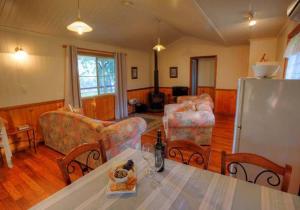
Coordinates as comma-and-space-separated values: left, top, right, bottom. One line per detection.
190, 56, 217, 100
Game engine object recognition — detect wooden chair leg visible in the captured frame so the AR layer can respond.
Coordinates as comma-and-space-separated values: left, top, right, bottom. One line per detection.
0, 148, 3, 167
33, 129, 37, 153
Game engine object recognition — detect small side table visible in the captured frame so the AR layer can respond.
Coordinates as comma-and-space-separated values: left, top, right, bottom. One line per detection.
7, 126, 37, 153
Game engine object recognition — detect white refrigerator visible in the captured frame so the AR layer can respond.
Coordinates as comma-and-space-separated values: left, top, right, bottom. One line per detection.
233, 78, 300, 194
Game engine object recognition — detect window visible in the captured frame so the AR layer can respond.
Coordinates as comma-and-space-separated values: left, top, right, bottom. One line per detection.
285, 53, 300, 80
77, 55, 115, 97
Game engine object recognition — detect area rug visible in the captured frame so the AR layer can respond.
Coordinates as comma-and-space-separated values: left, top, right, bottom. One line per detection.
128, 113, 162, 133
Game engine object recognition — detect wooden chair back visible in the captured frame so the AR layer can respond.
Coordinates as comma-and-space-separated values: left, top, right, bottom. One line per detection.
57, 141, 107, 185
221, 151, 292, 192
166, 140, 210, 169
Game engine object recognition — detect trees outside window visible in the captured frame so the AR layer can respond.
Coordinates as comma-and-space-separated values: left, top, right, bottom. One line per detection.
77, 55, 115, 97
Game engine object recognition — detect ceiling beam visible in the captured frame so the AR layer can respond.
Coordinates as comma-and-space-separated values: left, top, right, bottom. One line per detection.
193, 0, 226, 44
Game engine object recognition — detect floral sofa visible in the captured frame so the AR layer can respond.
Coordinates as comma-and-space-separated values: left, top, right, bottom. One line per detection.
39, 111, 146, 159
163, 94, 215, 145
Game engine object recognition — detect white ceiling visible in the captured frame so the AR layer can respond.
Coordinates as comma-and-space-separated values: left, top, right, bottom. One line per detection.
0, 0, 294, 50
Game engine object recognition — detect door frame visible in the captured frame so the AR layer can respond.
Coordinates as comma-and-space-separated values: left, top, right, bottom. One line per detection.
189, 55, 218, 96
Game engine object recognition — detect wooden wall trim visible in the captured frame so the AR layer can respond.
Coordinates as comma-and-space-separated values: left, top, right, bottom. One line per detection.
127, 87, 153, 92
157, 86, 237, 91
215, 88, 236, 91
0, 99, 65, 111
198, 86, 215, 88
288, 24, 300, 40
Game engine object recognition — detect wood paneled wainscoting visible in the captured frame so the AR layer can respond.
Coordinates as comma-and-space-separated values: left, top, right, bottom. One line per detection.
127, 87, 153, 113
214, 89, 237, 116
81, 87, 154, 119
82, 95, 115, 120
0, 100, 64, 152
159, 87, 236, 116
197, 86, 215, 100
0, 87, 236, 154
0, 88, 152, 153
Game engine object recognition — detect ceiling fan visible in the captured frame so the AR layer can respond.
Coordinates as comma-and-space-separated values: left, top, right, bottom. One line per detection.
244, 3, 257, 27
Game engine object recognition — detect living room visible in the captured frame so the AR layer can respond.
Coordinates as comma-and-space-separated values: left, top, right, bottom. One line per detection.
0, 0, 300, 209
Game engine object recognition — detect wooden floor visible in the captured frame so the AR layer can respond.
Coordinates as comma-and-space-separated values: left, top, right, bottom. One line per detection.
0, 114, 234, 209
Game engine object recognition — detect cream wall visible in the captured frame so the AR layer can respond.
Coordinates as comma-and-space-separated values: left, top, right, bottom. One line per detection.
158, 37, 249, 89
126, 49, 152, 90
248, 37, 278, 76
0, 28, 151, 108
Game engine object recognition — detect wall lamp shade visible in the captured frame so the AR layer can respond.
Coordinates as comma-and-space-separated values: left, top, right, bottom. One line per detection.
14, 47, 27, 60
153, 38, 166, 52
67, 20, 93, 35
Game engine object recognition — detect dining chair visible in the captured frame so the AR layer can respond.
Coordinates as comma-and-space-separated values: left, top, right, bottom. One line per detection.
166, 140, 211, 169
57, 141, 107, 185
221, 151, 292, 192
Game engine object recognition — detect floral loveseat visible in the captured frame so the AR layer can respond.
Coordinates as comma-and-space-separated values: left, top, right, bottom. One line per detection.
39, 111, 146, 159
163, 94, 215, 145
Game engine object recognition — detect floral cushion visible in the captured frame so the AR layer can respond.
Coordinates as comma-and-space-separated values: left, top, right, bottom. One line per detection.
195, 103, 212, 112
39, 111, 146, 160
177, 94, 214, 109
164, 94, 215, 145
167, 111, 215, 128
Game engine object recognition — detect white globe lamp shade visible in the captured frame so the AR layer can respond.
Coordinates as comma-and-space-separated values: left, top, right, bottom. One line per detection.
67, 20, 93, 35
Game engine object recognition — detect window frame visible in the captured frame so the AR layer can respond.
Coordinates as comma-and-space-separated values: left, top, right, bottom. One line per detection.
77, 49, 116, 98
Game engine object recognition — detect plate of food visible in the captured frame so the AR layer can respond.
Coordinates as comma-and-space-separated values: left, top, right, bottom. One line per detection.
107, 160, 137, 195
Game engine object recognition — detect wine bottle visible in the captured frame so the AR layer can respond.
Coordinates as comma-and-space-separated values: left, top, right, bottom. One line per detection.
155, 129, 165, 172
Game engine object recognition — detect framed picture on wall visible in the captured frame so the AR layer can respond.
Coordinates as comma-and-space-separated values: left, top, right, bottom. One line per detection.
131, 67, 138, 79
169, 66, 178, 78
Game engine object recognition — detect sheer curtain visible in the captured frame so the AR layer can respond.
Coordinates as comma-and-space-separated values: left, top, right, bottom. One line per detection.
64, 46, 82, 108
284, 33, 300, 80
0, 118, 12, 168
114, 52, 128, 120
285, 53, 300, 79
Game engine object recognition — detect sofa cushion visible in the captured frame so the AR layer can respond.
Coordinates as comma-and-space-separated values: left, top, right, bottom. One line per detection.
167, 111, 215, 128
176, 101, 196, 112
195, 103, 213, 112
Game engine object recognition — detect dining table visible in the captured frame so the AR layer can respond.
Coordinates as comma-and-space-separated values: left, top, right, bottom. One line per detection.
30, 148, 300, 210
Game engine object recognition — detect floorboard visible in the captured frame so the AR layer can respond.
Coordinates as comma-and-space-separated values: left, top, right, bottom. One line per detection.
0, 114, 234, 209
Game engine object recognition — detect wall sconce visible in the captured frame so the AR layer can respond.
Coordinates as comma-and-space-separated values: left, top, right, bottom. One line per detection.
14, 47, 27, 61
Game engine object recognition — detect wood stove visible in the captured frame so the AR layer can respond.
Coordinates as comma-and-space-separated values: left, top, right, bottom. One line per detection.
148, 50, 165, 112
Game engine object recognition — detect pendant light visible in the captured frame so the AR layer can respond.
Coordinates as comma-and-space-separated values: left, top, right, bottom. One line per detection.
67, 0, 93, 35
153, 20, 166, 52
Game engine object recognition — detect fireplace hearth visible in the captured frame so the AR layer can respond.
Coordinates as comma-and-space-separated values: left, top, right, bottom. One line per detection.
148, 50, 165, 112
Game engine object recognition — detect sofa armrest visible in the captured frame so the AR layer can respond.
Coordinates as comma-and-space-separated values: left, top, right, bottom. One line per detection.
167, 111, 215, 128
101, 117, 147, 149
